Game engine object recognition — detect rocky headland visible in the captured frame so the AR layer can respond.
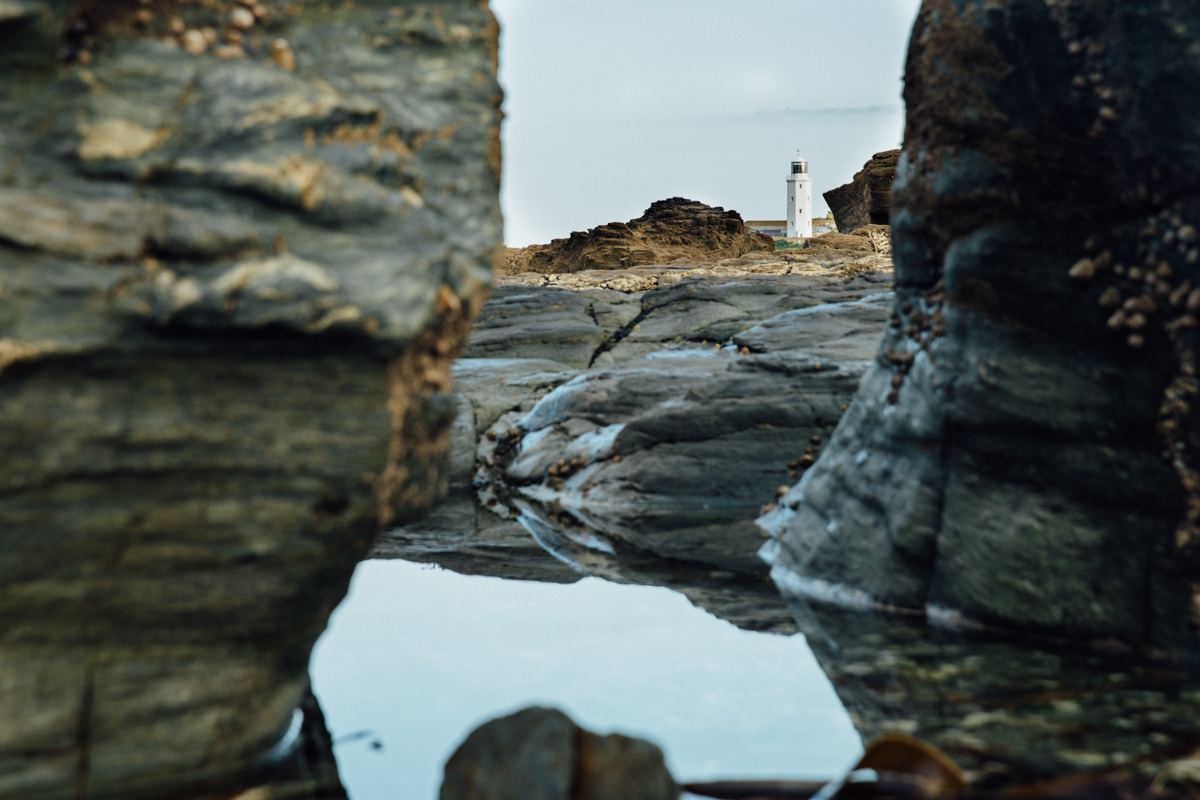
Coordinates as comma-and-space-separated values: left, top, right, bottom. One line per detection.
500, 198, 776, 275
824, 150, 900, 234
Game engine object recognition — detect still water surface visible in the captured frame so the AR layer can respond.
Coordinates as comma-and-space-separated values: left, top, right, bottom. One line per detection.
310, 559, 863, 799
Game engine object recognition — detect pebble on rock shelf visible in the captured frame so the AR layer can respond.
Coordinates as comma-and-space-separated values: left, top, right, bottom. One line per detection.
230, 7, 255, 29
1069, 258, 1096, 281
271, 39, 296, 71
181, 29, 207, 54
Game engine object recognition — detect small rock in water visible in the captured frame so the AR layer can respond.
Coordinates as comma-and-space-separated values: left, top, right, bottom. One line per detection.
439, 707, 677, 800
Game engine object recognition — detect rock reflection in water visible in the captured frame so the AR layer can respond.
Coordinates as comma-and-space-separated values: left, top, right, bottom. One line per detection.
309, 559, 863, 800
786, 597, 1200, 789
377, 492, 1200, 795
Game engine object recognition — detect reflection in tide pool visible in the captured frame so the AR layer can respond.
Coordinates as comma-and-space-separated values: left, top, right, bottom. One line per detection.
310, 560, 862, 799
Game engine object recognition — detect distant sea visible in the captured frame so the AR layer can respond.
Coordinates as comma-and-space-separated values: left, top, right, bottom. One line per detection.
500, 105, 905, 247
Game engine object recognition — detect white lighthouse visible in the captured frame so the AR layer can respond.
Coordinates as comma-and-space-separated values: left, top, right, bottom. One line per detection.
785, 152, 813, 238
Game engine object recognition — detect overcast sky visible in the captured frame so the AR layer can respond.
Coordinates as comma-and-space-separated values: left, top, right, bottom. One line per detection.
491, 0, 922, 246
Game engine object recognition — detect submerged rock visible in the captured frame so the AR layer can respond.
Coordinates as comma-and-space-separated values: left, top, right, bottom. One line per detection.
0, 1, 500, 796
439, 707, 678, 800
788, 598, 1200, 790
761, 0, 1200, 654
502, 198, 774, 275
823, 150, 900, 235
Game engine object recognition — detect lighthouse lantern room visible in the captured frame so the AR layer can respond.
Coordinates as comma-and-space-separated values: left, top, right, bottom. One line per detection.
785, 152, 813, 238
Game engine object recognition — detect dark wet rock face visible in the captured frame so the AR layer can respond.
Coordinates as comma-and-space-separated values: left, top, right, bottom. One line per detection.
762, 0, 1200, 653
0, 1, 500, 797
823, 150, 899, 234
506, 198, 775, 275
439, 707, 678, 800
791, 600, 1200, 788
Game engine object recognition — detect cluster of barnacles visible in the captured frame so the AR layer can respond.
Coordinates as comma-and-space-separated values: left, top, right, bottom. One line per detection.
61, 0, 295, 70
545, 456, 588, 492
784, 435, 824, 482
883, 282, 948, 404
1044, 0, 1126, 141
1071, 202, 1200, 554
1071, 207, 1200, 349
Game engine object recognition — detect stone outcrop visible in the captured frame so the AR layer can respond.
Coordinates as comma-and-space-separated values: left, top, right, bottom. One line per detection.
372, 268, 891, 636
502, 198, 775, 275
0, 1, 500, 797
374, 261, 894, 633
439, 707, 678, 800
761, 0, 1200, 655
823, 150, 900, 234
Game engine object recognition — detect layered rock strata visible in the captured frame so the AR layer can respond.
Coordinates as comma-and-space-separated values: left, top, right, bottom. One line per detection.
501, 198, 775, 275
0, 1, 500, 797
823, 150, 900, 235
375, 266, 893, 633
761, 0, 1200, 654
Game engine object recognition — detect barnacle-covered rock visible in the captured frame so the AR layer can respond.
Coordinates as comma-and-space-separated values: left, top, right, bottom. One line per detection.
761, 0, 1200, 655
0, 1, 500, 797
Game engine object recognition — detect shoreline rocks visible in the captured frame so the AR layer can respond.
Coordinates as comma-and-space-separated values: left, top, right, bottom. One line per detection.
502, 198, 775, 275
823, 150, 900, 235
761, 0, 1200, 655
0, 2, 501, 797
375, 255, 894, 633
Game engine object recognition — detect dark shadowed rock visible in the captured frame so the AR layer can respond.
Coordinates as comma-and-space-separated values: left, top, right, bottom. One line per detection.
505, 198, 775, 275
787, 598, 1200, 789
0, 1, 501, 796
762, 0, 1200, 654
440, 707, 677, 800
823, 150, 900, 234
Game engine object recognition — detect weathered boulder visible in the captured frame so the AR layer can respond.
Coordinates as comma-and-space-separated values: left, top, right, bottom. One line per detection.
761, 0, 1200, 654
0, 1, 500, 797
823, 151, 900, 234
503, 198, 775, 275
439, 707, 678, 800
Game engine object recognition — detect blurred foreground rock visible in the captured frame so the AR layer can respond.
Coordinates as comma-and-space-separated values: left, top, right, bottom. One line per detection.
762, 0, 1200, 655
439, 707, 677, 800
0, 0, 500, 797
